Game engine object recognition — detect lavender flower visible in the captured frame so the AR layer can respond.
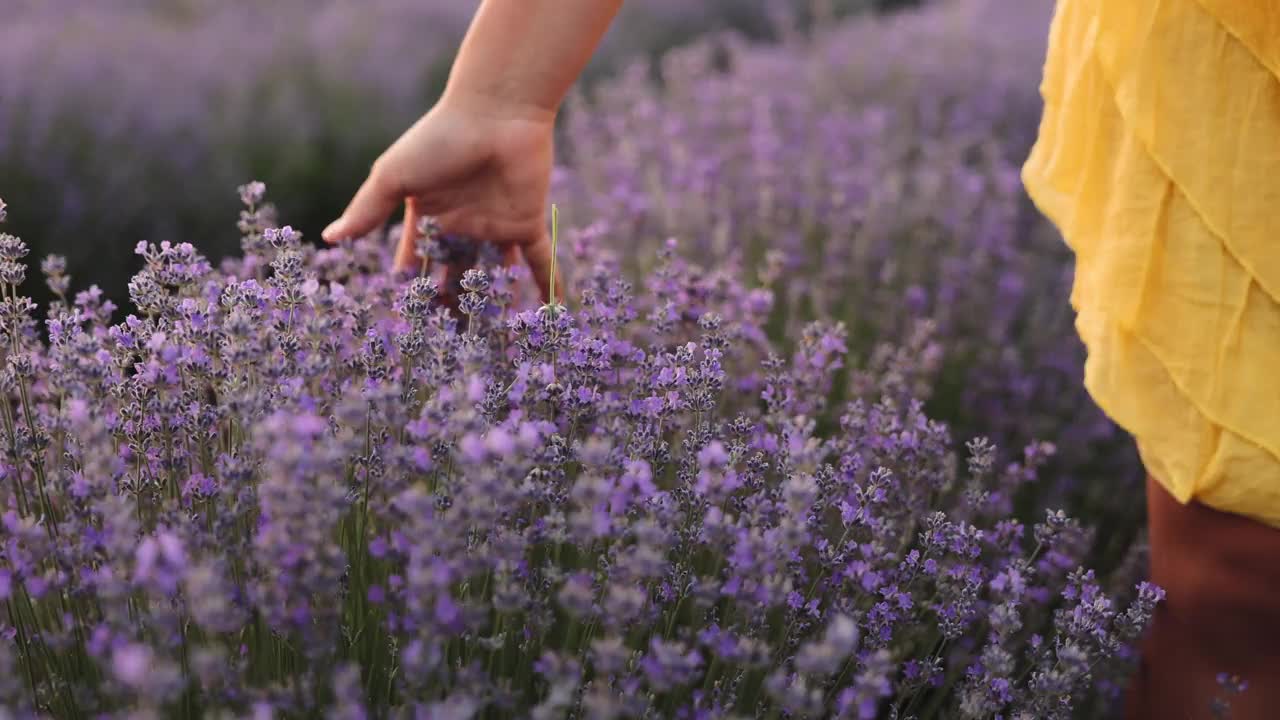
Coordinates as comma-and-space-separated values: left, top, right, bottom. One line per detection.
1211, 673, 1250, 720
0, 0, 1158, 715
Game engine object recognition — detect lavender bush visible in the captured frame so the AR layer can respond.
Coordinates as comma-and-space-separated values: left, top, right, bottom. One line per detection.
0, 179, 1161, 717
1, 0, 1168, 714
557, 0, 1142, 552
0, 0, 797, 310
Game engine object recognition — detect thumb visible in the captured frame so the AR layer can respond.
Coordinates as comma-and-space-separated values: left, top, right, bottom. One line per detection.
322, 160, 402, 243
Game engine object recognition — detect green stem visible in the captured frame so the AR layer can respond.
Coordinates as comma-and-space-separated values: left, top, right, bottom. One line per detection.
548, 204, 559, 306
7, 600, 38, 706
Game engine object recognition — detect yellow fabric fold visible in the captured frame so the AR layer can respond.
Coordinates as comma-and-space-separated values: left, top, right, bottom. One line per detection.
1023, 0, 1280, 525
1192, 1, 1280, 83
1075, 305, 1280, 527
1088, 0, 1280, 304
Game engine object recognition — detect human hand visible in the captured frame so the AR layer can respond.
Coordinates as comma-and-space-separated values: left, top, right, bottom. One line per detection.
321, 96, 557, 299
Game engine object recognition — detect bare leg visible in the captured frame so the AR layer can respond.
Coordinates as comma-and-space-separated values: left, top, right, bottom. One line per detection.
1124, 476, 1280, 719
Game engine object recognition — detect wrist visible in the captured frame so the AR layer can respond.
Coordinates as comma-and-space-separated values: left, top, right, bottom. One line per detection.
438, 85, 558, 127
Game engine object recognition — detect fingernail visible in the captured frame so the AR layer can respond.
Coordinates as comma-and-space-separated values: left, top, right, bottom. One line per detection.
322, 221, 341, 242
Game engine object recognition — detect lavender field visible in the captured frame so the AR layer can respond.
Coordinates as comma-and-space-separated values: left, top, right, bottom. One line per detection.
0, 0, 1163, 717
0, 0, 789, 311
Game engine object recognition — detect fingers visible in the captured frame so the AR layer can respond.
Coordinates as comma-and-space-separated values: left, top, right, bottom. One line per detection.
322, 159, 402, 244
520, 231, 558, 304
394, 199, 427, 274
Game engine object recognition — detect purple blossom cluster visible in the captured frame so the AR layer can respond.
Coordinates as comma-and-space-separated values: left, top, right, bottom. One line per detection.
0, 177, 1160, 717
556, 0, 1140, 517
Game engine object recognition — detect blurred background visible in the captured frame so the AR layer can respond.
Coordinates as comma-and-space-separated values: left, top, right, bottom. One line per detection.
2, 0, 920, 312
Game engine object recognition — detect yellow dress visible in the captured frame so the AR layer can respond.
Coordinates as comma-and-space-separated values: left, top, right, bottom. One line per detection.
1022, 0, 1280, 527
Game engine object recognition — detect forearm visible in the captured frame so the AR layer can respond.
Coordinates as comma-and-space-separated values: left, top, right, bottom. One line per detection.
441, 0, 622, 122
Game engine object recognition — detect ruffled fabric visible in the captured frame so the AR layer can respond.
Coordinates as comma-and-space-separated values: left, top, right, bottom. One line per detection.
1023, 0, 1280, 526
1191, 2, 1280, 82
1090, 0, 1280, 302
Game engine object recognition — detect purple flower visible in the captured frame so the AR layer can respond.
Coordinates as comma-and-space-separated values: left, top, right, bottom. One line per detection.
0, 0, 1155, 713
112, 644, 153, 688
640, 639, 703, 692
133, 529, 187, 595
